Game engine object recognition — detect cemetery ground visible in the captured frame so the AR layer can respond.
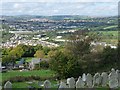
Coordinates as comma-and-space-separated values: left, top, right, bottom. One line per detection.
1, 69, 57, 88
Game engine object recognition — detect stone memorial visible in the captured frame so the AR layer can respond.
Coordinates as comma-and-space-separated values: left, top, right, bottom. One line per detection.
59, 81, 68, 89
4, 81, 12, 90
76, 76, 85, 89
116, 70, 120, 87
93, 72, 102, 86
82, 73, 86, 82
108, 68, 118, 88
101, 72, 108, 87
43, 80, 51, 88
86, 73, 93, 88
67, 77, 75, 88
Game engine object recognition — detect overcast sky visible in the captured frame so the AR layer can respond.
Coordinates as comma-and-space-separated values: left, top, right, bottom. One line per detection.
1, 0, 119, 16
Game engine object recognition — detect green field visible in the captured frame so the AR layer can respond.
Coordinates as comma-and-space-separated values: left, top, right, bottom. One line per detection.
2, 69, 56, 82
12, 80, 58, 88
98, 31, 118, 36
103, 25, 118, 29
97, 31, 118, 44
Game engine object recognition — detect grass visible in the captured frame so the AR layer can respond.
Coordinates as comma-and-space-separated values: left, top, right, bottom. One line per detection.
98, 31, 118, 36
103, 25, 118, 29
23, 57, 33, 62
12, 80, 58, 89
2, 69, 56, 82
96, 31, 118, 45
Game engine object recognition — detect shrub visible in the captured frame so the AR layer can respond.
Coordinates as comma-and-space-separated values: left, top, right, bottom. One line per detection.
40, 61, 49, 69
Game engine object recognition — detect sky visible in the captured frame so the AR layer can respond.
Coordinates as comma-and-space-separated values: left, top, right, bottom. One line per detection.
0, 0, 119, 16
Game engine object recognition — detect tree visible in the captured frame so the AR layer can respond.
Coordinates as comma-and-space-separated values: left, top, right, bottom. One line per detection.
99, 46, 118, 69
34, 44, 43, 51
43, 47, 50, 55
65, 34, 91, 60
47, 50, 57, 59
9, 46, 24, 59
8, 46, 24, 65
2, 55, 12, 66
34, 50, 45, 58
17, 44, 35, 57
49, 51, 82, 78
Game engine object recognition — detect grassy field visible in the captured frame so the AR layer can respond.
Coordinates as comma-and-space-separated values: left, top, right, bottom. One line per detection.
98, 31, 118, 36
97, 31, 118, 45
2, 69, 56, 82
103, 25, 118, 29
12, 80, 58, 89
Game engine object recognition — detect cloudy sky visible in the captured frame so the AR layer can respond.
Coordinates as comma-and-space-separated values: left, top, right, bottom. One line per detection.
1, 0, 119, 16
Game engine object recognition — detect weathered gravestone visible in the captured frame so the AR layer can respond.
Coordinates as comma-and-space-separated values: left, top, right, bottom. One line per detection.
59, 81, 68, 90
116, 70, 120, 87
101, 72, 108, 87
76, 76, 85, 89
86, 73, 93, 88
108, 68, 118, 88
82, 73, 86, 82
43, 80, 51, 88
67, 77, 75, 88
93, 72, 102, 87
4, 81, 12, 90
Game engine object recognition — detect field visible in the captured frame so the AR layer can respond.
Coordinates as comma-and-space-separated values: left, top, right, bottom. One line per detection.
97, 31, 118, 44
98, 31, 118, 36
103, 25, 118, 29
2, 69, 56, 82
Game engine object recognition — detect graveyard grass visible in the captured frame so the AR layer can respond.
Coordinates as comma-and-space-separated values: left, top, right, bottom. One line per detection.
2, 69, 56, 82
12, 80, 58, 88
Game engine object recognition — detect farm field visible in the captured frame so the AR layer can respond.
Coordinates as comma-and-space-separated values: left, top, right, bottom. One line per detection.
98, 31, 118, 36
97, 31, 118, 44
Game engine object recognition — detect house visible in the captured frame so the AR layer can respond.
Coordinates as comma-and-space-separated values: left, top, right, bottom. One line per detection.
15, 58, 25, 69
29, 58, 41, 70
0, 62, 7, 73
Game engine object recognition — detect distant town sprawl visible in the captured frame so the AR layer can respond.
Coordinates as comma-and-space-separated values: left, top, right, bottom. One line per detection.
0, 15, 118, 48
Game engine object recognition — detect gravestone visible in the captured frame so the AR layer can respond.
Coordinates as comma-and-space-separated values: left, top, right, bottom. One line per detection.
116, 70, 120, 87
108, 68, 118, 88
67, 78, 71, 85
4, 81, 12, 90
38, 81, 43, 86
82, 73, 86, 82
86, 73, 93, 88
59, 81, 68, 89
43, 80, 51, 88
101, 72, 108, 87
67, 77, 75, 88
76, 76, 85, 89
93, 72, 102, 86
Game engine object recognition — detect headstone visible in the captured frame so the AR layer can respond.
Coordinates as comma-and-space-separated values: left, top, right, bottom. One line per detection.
43, 80, 51, 88
4, 81, 12, 90
67, 77, 75, 88
67, 78, 71, 85
82, 73, 86, 82
108, 68, 118, 88
116, 70, 120, 87
93, 72, 102, 86
38, 81, 43, 86
101, 72, 108, 87
76, 76, 85, 89
59, 81, 68, 90
86, 73, 93, 88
